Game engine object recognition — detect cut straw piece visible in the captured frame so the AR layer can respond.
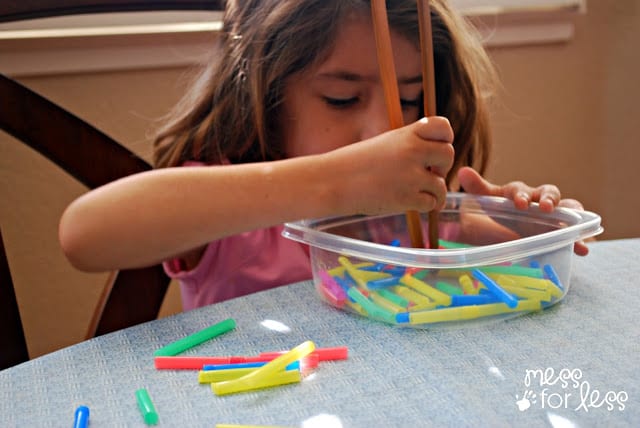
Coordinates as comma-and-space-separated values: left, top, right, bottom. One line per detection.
154, 318, 236, 357
371, 0, 425, 249
417, 0, 440, 249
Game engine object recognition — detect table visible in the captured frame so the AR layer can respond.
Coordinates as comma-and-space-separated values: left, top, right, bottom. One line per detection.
1, 239, 638, 427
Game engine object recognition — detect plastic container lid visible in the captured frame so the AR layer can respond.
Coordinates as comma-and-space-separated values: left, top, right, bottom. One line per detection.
283, 193, 603, 269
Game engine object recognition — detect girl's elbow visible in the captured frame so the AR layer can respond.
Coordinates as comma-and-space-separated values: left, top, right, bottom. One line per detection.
58, 208, 101, 272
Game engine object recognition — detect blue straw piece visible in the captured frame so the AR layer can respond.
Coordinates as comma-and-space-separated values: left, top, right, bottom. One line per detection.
382, 266, 406, 276
471, 269, 519, 308
396, 312, 410, 323
203, 361, 299, 371
360, 264, 386, 272
73, 405, 90, 428
543, 264, 564, 290
334, 275, 356, 301
367, 276, 401, 289
450, 294, 500, 307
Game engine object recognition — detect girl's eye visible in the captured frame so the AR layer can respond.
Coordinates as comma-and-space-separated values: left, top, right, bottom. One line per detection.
323, 96, 358, 108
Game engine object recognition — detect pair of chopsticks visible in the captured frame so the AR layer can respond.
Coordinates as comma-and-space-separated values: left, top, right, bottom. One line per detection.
371, 0, 439, 249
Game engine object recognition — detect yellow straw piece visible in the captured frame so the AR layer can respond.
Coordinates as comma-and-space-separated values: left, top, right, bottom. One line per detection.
408, 302, 440, 312
500, 285, 552, 302
475, 299, 542, 317
458, 274, 478, 295
199, 368, 259, 383
408, 299, 541, 324
211, 341, 314, 396
391, 286, 435, 307
492, 274, 551, 291
408, 305, 479, 324
216, 424, 294, 428
400, 274, 452, 306
338, 256, 389, 286
493, 274, 516, 287
345, 299, 369, 317
327, 261, 375, 277
211, 370, 301, 395
547, 283, 564, 299
433, 269, 472, 278
369, 292, 405, 313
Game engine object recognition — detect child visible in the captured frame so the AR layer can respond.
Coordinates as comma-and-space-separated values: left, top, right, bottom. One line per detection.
59, 0, 587, 310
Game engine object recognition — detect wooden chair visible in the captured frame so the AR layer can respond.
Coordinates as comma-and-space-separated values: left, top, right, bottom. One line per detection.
0, 0, 224, 370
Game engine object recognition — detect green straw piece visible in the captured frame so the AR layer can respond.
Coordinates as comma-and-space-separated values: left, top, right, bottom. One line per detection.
154, 318, 236, 356
376, 289, 410, 308
438, 239, 473, 249
479, 265, 544, 278
435, 281, 464, 296
347, 287, 397, 324
411, 269, 430, 280
135, 388, 158, 425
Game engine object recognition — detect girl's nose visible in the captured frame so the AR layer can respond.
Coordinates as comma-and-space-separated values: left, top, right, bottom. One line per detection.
358, 97, 391, 141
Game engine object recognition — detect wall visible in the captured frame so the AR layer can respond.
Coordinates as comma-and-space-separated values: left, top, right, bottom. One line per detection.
485, 0, 640, 240
1, 0, 638, 359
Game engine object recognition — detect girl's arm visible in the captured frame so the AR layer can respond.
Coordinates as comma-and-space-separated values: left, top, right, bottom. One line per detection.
59, 116, 454, 271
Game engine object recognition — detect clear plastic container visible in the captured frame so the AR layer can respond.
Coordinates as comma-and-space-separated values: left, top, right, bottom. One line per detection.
283, 193, 603, 328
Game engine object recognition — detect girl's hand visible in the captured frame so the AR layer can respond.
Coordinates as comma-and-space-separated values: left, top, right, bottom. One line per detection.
457, 166, 590, 256
327, 116, 454, 216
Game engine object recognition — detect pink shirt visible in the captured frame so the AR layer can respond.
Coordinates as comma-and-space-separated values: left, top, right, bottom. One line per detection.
164, 225, 311, 311
162, 160, 312, 310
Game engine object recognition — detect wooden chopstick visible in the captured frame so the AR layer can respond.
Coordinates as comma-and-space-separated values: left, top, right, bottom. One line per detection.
417, 0, 440, 249
371, 0, 439, 249
371, 0, 425, 249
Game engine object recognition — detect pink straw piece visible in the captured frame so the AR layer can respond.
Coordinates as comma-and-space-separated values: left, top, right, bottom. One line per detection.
259, 346, 349, 361
154, 355, 272, 370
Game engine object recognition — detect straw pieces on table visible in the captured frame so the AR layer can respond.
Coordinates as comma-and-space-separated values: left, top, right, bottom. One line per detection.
68, 317, 347, 425
152, 318, 348, 397
141, 318, 348, 425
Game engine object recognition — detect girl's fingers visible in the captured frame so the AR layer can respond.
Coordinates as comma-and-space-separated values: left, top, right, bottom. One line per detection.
573, 241, 590, 256
499, 181, 532, 210
425, 143, 455, 178
413, 116, 454, 143
459, 168, 566, 211
558, 198, 592, 256
457, 166, 502, 196
419, 175, 448, 210
457, 167, 590, 256
533, 184, 561, 212
558, 198, 584, 210
412, 116, 455, 179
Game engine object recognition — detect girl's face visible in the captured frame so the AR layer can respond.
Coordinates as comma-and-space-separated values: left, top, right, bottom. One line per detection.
281, 12, 423, 157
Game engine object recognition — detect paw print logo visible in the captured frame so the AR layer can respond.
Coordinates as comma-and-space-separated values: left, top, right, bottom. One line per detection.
516, 390, 537, 411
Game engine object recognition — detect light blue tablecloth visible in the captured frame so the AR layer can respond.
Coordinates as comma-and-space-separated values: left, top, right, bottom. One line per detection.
1, 239, 638, 427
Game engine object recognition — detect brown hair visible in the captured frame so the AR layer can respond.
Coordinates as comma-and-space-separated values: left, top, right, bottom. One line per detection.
153, 0, 497, 186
